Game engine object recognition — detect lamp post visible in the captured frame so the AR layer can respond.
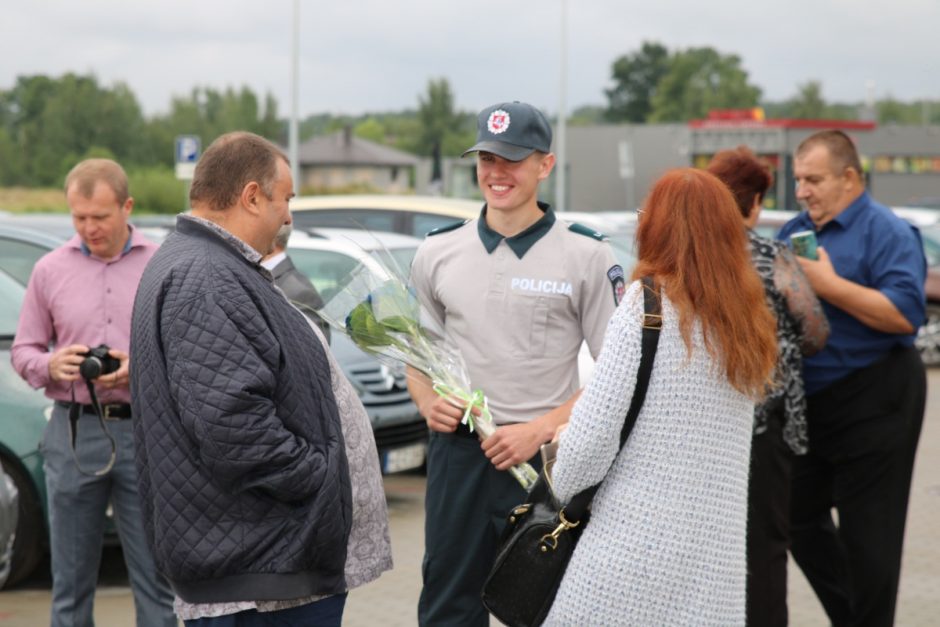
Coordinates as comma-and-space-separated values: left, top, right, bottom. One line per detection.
289, 0, 300, 194
555, 0, 568, 212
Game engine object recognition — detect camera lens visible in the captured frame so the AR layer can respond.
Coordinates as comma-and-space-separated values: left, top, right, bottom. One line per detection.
80, 357, 103, 380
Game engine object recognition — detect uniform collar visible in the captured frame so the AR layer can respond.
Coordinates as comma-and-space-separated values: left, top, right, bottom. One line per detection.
477, 201, 555, 259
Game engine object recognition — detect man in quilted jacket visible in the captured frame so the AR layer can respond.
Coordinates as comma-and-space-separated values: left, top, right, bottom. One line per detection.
130, 132, 356, 626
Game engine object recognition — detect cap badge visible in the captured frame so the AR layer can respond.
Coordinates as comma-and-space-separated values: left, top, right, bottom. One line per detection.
487, 110, 510, 134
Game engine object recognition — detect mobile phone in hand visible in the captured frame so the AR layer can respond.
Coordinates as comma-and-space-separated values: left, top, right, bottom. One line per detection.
790, 230, 819, 260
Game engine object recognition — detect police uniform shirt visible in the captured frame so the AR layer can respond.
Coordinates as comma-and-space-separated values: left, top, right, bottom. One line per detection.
410, 205, 622, 425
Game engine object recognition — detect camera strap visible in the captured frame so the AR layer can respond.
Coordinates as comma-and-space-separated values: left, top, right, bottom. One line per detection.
67, 381, 117, 477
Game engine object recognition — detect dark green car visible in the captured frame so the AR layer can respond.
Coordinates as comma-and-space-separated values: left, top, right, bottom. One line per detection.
0, 267, 51, 588
0, 221, 73, 587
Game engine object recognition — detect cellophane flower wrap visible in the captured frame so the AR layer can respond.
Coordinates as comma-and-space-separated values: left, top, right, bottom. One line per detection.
318, 247, 539, 491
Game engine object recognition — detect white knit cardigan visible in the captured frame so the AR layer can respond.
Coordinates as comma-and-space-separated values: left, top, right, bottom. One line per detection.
544, 281, 753, 626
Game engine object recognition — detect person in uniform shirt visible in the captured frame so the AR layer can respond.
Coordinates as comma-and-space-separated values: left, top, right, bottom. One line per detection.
407, 100, 623, 626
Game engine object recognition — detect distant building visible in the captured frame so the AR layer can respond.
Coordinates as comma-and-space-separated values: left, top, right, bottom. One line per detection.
552, 111, 940, 212
295, 127, 419, 194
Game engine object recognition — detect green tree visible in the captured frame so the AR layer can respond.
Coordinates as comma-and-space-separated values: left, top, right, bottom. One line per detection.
144, 86, 283, 168
789, 81, 826, 119
386, 116, 423, 154
0, 127, 22, 185
569, 105, 607, 126
417, 78, 460, 181
604, 42, 670, 123
354, 117, 386, 143
0, 73, 146, 186
878, 95, 919, 124
299, 113, 336, 141
128, 166, 188, 213
0, 75, 56, 185
649, 47, 762, 122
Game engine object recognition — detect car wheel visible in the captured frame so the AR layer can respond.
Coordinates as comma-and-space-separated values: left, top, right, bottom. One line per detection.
0, 456, 44, 588
916, 302, 940, 367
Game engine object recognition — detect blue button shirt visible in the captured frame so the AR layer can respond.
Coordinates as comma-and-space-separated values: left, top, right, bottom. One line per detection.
778, 191, 926, 395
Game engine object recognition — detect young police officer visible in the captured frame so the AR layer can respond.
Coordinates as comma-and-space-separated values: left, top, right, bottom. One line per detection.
407, 101, 623, 626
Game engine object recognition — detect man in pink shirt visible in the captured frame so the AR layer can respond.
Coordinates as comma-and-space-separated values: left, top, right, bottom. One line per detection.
11, 158, 175, 627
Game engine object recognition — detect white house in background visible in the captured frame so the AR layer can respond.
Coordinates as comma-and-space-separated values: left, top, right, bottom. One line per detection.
294, 127, 420, 194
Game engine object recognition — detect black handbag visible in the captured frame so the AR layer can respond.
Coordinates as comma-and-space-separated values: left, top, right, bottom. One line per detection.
481, 277, 662, 627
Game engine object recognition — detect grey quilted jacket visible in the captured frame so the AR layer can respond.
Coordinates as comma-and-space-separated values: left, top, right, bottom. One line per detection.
130, 217, 352, 604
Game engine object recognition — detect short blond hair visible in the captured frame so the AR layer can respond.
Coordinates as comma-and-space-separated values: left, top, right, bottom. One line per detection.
64, 158, 129, 205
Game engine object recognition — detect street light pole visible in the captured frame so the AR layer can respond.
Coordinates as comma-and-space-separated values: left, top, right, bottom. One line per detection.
555, 0, 568, 212
289, 0, 300, 194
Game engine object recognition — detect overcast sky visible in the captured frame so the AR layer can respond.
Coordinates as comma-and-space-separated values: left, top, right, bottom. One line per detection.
3, 1, 938, 119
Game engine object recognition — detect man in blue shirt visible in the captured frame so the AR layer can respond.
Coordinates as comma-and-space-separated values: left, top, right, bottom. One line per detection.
778, 130, 926, 627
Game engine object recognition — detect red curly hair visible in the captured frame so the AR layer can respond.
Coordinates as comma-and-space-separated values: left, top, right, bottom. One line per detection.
632, 168, 777, 397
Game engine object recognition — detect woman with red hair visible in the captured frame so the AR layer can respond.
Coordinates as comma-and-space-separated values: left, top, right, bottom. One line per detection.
709, 147, 829, 627
545, 168, 778, 625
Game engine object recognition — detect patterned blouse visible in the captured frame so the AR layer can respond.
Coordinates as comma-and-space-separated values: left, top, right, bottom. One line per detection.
748, 229, 829, 454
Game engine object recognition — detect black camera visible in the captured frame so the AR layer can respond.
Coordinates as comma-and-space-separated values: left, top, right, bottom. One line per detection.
79, 344, 121, 380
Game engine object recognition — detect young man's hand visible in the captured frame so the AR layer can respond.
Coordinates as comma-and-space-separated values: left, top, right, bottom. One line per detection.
420, 395, 466, 433
482, 422, 545, 470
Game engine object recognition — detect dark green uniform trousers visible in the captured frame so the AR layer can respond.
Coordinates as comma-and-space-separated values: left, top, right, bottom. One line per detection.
418, 427, 538, 627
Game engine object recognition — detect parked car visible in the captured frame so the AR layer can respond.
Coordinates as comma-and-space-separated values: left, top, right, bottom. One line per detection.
915, 222, 940, 366
287, 228, 429, 474
0, 267, 51, 589
0, 222, 66, 285
904, 196, 940, 210
556, 210, 636, 237
0, 463, 18, 589
290, 194, 479, 238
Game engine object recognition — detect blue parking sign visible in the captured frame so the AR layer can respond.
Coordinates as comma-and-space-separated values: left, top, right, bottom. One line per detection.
175, 135, 201, 164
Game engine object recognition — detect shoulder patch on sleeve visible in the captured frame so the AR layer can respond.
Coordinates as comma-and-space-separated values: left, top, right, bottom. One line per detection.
426, 219, 470, 237
607, 264, 626, 306
568, 222, 608, 241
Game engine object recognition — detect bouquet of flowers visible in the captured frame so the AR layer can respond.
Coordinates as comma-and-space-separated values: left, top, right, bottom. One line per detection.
318, 249, 539, 491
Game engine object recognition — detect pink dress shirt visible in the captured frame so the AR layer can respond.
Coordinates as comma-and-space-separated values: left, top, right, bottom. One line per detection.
11, 226, 157, 405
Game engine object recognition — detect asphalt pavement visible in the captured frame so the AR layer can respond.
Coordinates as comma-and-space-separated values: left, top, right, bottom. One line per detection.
2, 369, 939, 626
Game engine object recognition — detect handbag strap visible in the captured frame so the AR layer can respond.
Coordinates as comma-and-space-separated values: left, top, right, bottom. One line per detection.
564, 276, 661, 522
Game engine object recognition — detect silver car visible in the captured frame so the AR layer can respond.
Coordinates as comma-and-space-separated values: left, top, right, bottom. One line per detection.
288, 228, 429, 474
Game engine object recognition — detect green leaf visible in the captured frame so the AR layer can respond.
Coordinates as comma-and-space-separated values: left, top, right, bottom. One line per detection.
347, 301, 393, 348
380, 315, 414, 334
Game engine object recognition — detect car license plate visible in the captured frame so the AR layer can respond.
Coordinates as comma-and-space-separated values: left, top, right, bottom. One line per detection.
382, 442, 426, 474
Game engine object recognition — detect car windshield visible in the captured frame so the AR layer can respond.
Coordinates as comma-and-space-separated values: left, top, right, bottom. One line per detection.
0, 269, 25, 337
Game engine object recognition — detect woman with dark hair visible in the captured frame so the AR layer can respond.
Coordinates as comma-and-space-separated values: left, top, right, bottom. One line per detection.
708, 146, 829, 627
544, 169, 778, 625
